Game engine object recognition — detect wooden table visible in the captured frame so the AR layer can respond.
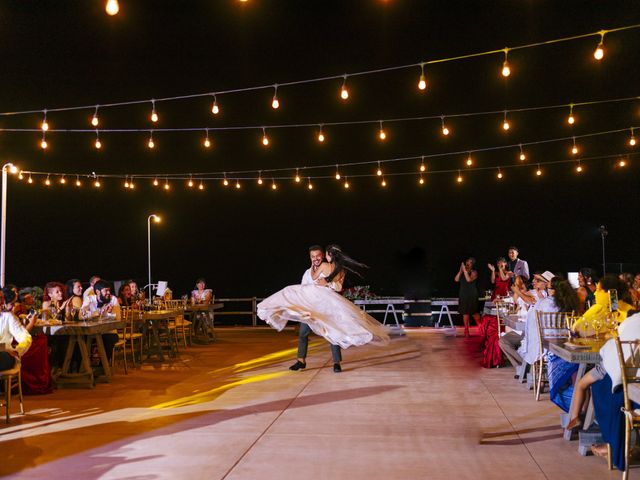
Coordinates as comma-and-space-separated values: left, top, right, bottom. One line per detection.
141, 309, 179, 362
549, 340, 604, 450
38, 316, 123, 388
184, 303, 223, 343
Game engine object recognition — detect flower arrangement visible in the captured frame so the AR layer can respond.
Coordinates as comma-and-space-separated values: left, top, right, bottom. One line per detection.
343, 285, 378, 301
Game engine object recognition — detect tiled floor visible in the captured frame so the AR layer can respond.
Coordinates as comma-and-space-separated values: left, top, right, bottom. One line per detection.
0, 327, 621, 479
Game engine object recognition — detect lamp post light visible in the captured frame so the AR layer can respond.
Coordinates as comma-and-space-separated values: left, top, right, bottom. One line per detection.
599, 225, 608, 275
1, 163, 18, 288
147, 214, 161, 299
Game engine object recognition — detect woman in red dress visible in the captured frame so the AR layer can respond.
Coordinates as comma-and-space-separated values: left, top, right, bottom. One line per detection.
488, 257, 510, 299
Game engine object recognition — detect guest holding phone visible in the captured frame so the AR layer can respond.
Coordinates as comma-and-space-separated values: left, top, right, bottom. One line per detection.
455, 257, 480, 337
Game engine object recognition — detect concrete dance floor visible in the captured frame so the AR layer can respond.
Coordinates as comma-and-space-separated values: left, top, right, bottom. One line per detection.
0, 327, 620, 479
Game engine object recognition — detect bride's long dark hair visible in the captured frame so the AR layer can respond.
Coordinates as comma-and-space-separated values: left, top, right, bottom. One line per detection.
324, 244, 368, 282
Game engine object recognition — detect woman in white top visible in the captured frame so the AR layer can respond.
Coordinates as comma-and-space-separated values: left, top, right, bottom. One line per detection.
191, 278, 213, 304
0, 288, 32, 370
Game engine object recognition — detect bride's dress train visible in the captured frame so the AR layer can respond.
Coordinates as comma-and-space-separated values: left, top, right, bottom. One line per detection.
257, 284, 390, 349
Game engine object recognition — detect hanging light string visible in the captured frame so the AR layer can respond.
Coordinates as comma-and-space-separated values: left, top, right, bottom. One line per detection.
0, 24, 637, 118
2, 94, 638, 134
19, 125, 638, 180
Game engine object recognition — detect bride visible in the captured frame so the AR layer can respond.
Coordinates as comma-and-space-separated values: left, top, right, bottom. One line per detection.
257, 245, 390, 349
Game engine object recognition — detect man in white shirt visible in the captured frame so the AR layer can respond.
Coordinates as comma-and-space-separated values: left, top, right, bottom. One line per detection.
82, 275, 101, 302
0, 288, 32, 370
290, 245, 343, 373
80, 280, 120, 364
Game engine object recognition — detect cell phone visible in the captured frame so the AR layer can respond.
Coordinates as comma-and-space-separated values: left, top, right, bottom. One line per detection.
608, 289, 618, 312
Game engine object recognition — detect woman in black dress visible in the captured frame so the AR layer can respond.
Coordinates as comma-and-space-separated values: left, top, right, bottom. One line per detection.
454, 257, 480, 337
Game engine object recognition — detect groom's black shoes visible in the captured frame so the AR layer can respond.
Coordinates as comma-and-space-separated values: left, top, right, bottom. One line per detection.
333, 363, 342, 373
289, 360, 306, 371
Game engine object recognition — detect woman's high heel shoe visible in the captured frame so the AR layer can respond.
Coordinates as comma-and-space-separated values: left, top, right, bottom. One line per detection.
566, 417, 582, 431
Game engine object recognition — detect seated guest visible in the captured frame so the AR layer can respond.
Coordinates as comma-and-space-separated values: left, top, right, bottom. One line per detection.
82, 275, 101, 302
126, 280, 145, 307
118, 283, 133, 307
619, 272, 640, 308
14, 289, 37, 320
191, 278, 213, 304
499, 272, 549, 370
42, 281, 71, 321
576, 267, 597, 312
64, 279, 84, 322
0, 287, 32, 371
571, 274, 634, 336
81, 280, 119, 363
487, 257, 510, 299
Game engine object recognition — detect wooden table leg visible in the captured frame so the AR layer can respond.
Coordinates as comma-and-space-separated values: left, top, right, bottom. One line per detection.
60, 336, 77, 376
145, 320, 165, 362
94, 334, 112, 381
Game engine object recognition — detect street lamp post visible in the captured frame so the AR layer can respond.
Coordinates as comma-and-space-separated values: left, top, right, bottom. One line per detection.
147, 214, 161, 299
599, 225, 608, 275
1, 163, 18, 288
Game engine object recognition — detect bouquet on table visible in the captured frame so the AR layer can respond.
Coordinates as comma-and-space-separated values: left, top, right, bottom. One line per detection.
343, 285, 378, 301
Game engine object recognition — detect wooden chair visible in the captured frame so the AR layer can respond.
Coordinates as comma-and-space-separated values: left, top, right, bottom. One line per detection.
0, 359, 24, 423
111, 321, 128, 374
614, 335, 640, 479
533, 311, 573, 401
121, 307, 144, 365
164, 300, 192, 348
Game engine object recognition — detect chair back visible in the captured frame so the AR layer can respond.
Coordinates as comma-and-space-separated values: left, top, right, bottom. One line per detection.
535, 311, 573, 352
613, 336, 640, 413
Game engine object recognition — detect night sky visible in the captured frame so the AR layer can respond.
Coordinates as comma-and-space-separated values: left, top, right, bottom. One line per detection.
2, 1, 639, 299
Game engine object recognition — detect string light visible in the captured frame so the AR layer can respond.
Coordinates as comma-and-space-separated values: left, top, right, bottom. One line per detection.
418, 63, 427, 90
204, 129, 211, 148
536, 165, 542, 176
235, 179, 241, 189
28, 174, 33, 184
75, 175, 81, 187
335, 165, 341, 180
129, 178, 135, 189
271, 84, 280, 109
44, 175, 51, 186
502, 111, 510, 131
456, 170, 463, 183
124, 177, 130, 188
164, 178, 170, 190
419, 156, 426, 172
519, 144, 526, 161
381, 177, 387, 187
153, 177, 159, 187
629, 128, 636, 146
378, 121, 386, 141
344, 177, 350, 189
440, 116, 450, 136
594, 31, 605, 60
94, 177, 101, 188
18, 171, 23, 180
41, 110, 49, 131
59, 175, 66, 185
91, 106, 100, 127
262, 127, 269, 146
95, 131, 102, 149
150, 100, 158, 123
571, 136, 579, 155
497, 168, 503, 179
271, 178, 277, 190
576, 160, 583, 173
619, 158, 627, 167
340, 74, 349, 100
211, 94, 220, 115
40, 132, 48, 150
307, 178, 313, 190
419, 175, 425, 185
148, 131, 155, 149
317, 125, 325, 143
294, 169, 301, 183
567, 104, 575, 125
466, 153, 473, 167
501, 48, 511, 77
188, 176, 194, 188
257, 172, 263, 185
199, 180, 204, 190
105, 0, 119, 15
376, 162, 383, 176
223, 173, 229, 186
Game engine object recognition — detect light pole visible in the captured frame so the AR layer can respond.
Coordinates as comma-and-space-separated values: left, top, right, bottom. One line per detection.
147, 214, 161, 299
1, 163, 18, 288
599, 225, 608, 275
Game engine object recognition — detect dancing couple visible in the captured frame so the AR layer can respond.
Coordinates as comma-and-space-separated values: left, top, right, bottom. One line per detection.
258, 244, 390, 373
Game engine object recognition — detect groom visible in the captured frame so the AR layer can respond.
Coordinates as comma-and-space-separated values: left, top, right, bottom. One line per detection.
289, 244, 343, 373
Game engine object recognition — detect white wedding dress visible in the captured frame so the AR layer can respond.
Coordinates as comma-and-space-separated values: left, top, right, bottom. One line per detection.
257, 284, 390, 349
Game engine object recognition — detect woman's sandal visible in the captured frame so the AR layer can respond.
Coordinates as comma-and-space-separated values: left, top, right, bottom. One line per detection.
565, 417, 582, 431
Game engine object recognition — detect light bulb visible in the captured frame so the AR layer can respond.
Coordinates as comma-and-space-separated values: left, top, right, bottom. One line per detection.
420, 164, 426, 172
271, 97, 279, 109
344, 180, 350, 189
501, 61, 511, 77
619, 159, 627, 167
223, 178, 229, 186
45, 177, 51, 186
497, 171, 503, 179
295, 174, 301, 183
151, 112, 158, 122
199, 182, 204, 190
576, 164, 583, 173
381, 179, 387, 187
568, 115, 575, 125
466, 156, 473, 167
418, 74, 426, 91
95, 179, 101, 188
308, 182, 313, 190
419, 177, 424, 185
262, 134, 269, 146
257, 177, 263, 185
105, 0, 119, 15
148, 139, 155, 149
153, 178, 159, 186
572, 145, 578, 155
164, 182, 170, 190
630, 135, 636, 146
41, 120, 49, 132
129, 181, 135, 189
95, 139, 102, 149
378, 125, 386, 140
91, 115, 99, 127
520, 153, 526, 161
188, 179, 194, 187
340, 84, 349, 100
204, 138, 211, 148
271, 182, 277, 190
536, 167, 542, 176
457, 175, 463, 183
41, 140, 48, 150
442, 126, 450, 136
18, 172, 23, 180
211, 97, 220, 115
28, 176, 33, 184
60, 176, 66, 184
124, 179, 129, 188
502, 120, 510, 131
236, 181, 241, 189
376, 168, 382, 176
75, 178, 81, 187
318, 132, 325, 143
335, 172, 341, 180
594, 42, 604, 60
